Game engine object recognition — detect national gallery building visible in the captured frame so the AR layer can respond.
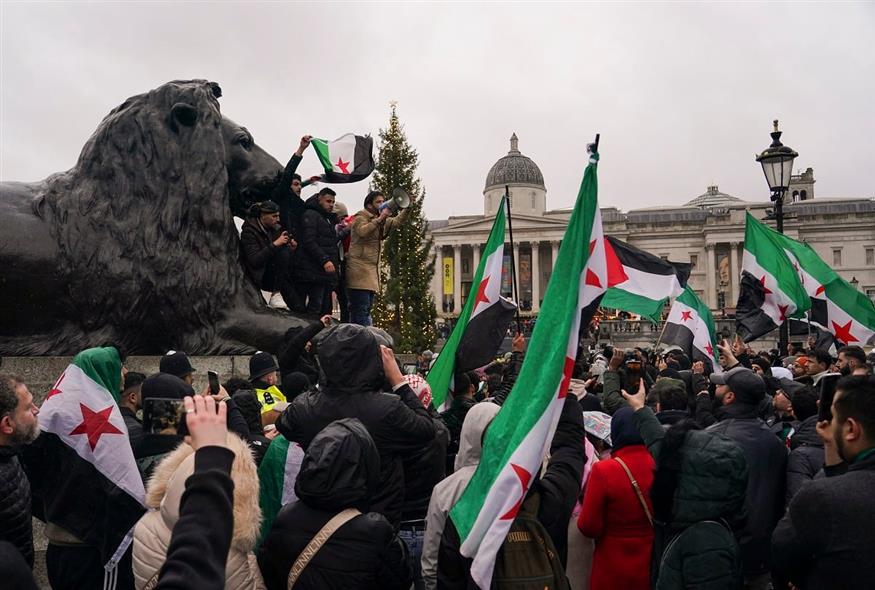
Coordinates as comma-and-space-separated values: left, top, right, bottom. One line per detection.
427, 135, 875, 319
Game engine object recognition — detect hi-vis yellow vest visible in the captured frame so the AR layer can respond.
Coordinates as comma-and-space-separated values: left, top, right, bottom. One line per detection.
254, 385, 287, 414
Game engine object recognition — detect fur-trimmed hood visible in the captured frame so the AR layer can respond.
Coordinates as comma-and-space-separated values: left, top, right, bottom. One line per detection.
144, 433, 261, 550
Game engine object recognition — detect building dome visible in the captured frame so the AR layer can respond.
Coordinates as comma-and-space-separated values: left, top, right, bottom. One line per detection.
685, 185, 745, 208
484, 133, 545, 191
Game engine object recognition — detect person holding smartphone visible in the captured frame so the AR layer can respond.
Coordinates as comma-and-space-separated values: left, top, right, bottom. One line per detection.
240, 200, 299, 310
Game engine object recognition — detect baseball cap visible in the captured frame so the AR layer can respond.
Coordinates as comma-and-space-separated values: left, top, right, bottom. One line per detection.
710, 366, 766, 404
159, 351, 196, 379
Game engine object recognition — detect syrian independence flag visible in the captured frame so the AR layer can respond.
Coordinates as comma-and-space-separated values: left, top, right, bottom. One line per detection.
23, 347, 145, 570
662, 286, 721, 372
736, 212, 809, 342
600, 236, 691, 322
752, 217, 875, 346
450, 146, 606, 588
312, 134, 375, 183
257, 435, 306, 546
427, 197, 516, 411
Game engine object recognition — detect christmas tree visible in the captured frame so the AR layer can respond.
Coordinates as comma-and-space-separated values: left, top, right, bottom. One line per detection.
370, 104, 437, 353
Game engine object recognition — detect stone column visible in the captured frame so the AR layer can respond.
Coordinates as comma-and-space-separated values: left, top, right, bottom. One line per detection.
433, 244, 444, 315
472, 243, 481, 273
531, 241, 541, 312
706, 244, 717, 309
729, 241, 740, 305
513, 242, 521, 302
551, 240, 560, 270
453, 244, 462, 313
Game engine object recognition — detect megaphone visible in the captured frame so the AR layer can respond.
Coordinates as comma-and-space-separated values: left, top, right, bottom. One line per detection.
379, 187, 411, 214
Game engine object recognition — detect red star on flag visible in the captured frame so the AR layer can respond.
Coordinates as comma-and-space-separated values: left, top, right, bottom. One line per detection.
46, 372, 66, 401
474, 276, 491, 307
778, 304, 790, 322
499, 463, 533, 520
585, 269, 602, 288
705, 343, 714, 357
680, 311, 693, 322
335, 157, 350, 174
815, 285, 825, 297
558, 356, 575, 399
832, 320, 859, 344
69, 403, 123, 451
760, 276, 773, 295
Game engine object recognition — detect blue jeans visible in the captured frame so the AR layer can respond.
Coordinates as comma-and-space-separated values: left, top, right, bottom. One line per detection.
399, 524, 425, 590
347, 288, 375, 326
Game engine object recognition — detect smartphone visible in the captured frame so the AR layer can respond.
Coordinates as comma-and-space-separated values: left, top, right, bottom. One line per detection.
143, 398, 186, 435
402, 363, 418, 375
817, 374, 841, 422
208, 370, 220, 395
623, 362, 643, 393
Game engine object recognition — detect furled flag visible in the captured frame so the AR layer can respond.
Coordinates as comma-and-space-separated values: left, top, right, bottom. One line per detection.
257, 435, 306, 546
311, 134, 375, 183
736, 212, 809, 342
600, 236, 691, 323
427, 196, 516, 411
23, 347, 146, 573
748, 214, 875, 346
450, 145, 607, 588
662, 285, 721, 372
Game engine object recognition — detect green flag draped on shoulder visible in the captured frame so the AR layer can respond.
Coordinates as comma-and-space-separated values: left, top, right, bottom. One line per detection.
450, 146, 607, 588
427, 198, 515, 411
257, 435, 305, 546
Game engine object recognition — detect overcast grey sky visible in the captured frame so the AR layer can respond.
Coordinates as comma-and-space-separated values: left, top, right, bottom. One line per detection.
2, 2, 873, 220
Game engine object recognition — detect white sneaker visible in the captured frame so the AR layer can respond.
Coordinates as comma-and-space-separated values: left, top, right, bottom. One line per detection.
268, 292, 289, 309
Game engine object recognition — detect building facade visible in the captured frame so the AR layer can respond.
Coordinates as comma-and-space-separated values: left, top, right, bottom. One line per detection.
428, 135, 875, 319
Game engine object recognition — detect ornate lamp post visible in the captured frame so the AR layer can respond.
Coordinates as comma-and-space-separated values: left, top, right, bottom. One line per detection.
756, 119, 798, 353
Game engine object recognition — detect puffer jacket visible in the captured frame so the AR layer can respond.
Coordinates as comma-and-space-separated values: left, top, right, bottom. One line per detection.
0, 445, 33, 567
276, 324, 438, 527
258, 419, 411, 590
785, 415, 824, 502
632, 406, 748, 590
293, 197, 339, 283
133, 434, 264, 590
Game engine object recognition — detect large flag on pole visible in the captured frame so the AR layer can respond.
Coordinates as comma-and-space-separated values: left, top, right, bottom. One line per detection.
736, 212, 809, 342
450, 144, 607, 588
427, 198, 516, 411
311, 134, 375, 183
662, 286, 721, 372
600, 236, 691, 322
23, 347, 146, 570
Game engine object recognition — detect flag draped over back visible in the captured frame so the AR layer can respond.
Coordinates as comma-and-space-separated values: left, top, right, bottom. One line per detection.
427, 198, 514, 411
600, 236, 691, 322
736, 212, 809, 342
24, 347, 146, 569
449, 147, 606, 588
662, 286, 721, 371
257, 435, 306, 546
311, 134, 375, 183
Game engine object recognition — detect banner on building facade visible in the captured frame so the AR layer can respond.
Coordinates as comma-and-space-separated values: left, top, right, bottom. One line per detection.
443, 257, 454, 295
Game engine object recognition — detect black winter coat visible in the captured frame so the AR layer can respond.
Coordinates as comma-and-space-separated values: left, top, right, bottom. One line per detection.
277, 321, 324, 388
276, 324, 438, 527
240, 218, 284, 287
294, 198, 339, 283
0, 445, 33, 567
707, 403, 788, 576
271, 153, 306, 235
785, 415, 824, 503
401, 417, 448, 521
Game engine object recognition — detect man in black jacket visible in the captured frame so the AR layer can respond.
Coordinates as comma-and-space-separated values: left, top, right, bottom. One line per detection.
239, 200, 299, 309
706, 363, 787, 589
276, 324, 438, 528
294, 188, 340, 316
772, 375, 875, 590
119, 371, 146, 454
784, 386, 822, 502
270, 135, 319, 235
0, 374, 39, 567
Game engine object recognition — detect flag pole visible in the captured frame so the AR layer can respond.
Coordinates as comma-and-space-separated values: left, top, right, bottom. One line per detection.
505, 186, 522, 334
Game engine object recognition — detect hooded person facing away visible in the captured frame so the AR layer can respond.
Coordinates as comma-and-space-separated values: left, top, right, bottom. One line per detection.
276, 324, 438, 528
258, 418, 412, 590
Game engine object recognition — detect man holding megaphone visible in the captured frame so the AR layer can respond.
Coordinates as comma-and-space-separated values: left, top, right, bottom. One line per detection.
345, 189, 412, 326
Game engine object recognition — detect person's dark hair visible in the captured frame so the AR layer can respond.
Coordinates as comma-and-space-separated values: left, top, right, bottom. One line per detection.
291, 173, 302, 182
453, 372, 472, 395
655, 382, 688, 411
0, 374, 25, 421
807, 349, 833, 369
364, 190, 383, 209
838, 345, 867, 365
833, 376, 875, 441
789, 342, 804, 355
750, 357, 772, 377
123, 371, 146, 393
790, 386, 819, 421
486, 375, 502, 396
317, 187, 336, 198
602, 345, 614, 359
667, 350, 691, 370
223, 377, 252, 397
665, 359, 680, 372
231, 390, 264, 435
651, 419, 703, 524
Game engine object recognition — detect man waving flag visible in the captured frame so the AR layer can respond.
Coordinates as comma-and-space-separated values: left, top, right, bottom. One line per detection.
449, 143, 606, 588
311, 133, 375, 183
427, 197, 516, 411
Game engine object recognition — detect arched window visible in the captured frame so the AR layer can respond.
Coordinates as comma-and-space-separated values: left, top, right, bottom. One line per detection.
800, 190, 807, 200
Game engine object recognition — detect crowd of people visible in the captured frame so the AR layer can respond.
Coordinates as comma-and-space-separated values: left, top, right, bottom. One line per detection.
240, 135, 410, 325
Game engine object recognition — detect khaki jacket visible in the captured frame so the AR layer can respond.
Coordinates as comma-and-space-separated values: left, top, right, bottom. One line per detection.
345, 207, 409, 292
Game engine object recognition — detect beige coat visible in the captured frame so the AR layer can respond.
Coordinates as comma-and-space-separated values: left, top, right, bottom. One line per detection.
132, 434, 265, 590
345, 206, 409, 292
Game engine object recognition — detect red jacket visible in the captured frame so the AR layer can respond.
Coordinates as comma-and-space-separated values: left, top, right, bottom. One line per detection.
578, 444, 655, 590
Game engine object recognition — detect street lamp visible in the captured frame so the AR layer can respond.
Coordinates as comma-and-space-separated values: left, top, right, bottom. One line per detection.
851, 276, 860, 290
756, 119, 798, 352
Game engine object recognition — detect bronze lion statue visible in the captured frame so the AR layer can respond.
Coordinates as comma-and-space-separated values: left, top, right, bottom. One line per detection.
0, 79, 308, 355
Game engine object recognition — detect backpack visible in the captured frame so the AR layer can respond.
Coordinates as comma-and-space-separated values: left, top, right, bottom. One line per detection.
492, 493, 571, 590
